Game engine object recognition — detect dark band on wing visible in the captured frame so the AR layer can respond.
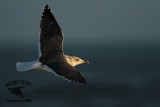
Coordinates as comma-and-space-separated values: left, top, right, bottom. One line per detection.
47, 62, 87, 84
39, 5, 64, 63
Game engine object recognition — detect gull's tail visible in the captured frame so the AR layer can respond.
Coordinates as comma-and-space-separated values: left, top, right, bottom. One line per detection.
16, 61, 41, 72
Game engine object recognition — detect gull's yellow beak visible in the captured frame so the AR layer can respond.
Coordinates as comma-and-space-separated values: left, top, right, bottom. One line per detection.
83, 60, 89, 64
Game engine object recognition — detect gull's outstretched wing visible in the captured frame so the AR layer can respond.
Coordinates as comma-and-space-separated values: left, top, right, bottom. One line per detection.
39, 5, 63, 60
47, 62, 87, 84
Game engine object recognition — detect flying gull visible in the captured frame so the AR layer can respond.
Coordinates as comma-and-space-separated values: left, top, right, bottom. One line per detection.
16, 5, 89, 84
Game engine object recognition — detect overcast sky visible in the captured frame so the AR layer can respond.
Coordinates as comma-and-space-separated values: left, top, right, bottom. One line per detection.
0, 0, 160, 47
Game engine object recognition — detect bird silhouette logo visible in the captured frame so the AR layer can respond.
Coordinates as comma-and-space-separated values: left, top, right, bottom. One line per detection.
8, 86, 25, 98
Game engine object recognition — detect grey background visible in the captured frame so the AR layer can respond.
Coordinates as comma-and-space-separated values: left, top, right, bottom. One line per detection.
0, 0, 160, 107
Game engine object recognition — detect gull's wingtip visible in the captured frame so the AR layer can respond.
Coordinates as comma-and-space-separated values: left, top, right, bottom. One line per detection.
45, 4, 50, 9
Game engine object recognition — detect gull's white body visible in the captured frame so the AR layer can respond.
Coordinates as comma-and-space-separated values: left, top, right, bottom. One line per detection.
16, 55, 86, 72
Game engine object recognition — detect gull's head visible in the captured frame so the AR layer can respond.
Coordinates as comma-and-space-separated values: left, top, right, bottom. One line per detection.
73, 56, 89, 65
66, 56, 89, 67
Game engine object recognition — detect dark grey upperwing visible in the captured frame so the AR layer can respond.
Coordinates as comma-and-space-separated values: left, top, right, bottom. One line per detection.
39, 5, 63, 61
47, 62, 87, 84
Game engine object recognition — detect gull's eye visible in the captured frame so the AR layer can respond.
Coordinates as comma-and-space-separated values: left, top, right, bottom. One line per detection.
75, 59, 79, 61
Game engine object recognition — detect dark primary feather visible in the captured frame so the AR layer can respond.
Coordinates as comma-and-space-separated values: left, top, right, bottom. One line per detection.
47, 62, 87, 84
39, 5, 63, 62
